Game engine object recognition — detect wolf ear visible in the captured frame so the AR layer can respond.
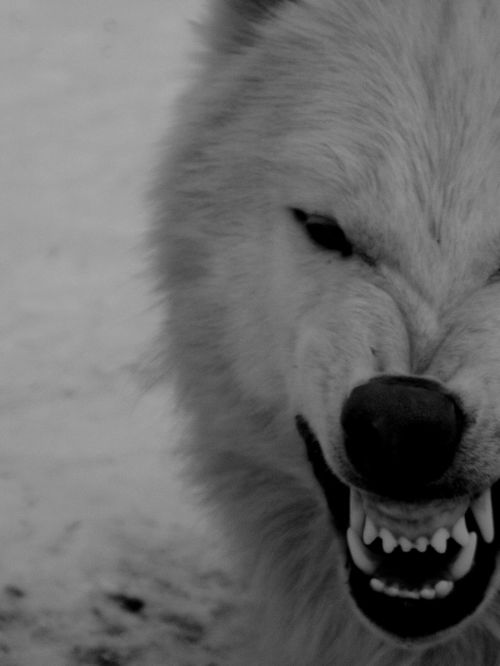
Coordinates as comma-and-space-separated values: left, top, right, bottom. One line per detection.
207, 0, 290, 52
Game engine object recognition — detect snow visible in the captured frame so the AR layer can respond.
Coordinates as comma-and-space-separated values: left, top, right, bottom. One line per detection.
1, 2, 244, 664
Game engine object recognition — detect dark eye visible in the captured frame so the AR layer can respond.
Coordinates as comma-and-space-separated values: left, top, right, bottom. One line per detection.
291, 208, 353, 257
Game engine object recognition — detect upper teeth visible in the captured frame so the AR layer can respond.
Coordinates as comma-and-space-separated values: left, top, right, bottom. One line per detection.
450, 531, 478, 580
363, 517, 378, 545
451, 516, 469, 547
471, 489, 495, 543
431, 527, 449, 554
349, 488, 494, 553
347, 488, 494, 597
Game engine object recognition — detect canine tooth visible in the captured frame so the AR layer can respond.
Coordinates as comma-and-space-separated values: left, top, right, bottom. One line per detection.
416, 536, 429, 552
363, 517, 378, 545
380, 528, 398, 554
450, 532, 478, 580
370, 578, 385, 593
452, 516, 469, 547
399, 536, 413, 552
349, 490, 365, 534
347, 528, 378, 575
420, 587, 436, 600
471, 489, 494, 543
431, 527, 449, 554
435, 580, 454, 598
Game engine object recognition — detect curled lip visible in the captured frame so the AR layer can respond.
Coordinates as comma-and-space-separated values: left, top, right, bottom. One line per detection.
295, 414, 499, 641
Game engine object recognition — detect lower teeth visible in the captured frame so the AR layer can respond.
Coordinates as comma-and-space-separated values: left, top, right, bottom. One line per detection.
369, 578, 454, 600
347, 489, 483, 602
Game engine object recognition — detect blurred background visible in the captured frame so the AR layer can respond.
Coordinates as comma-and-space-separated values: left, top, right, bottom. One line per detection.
1, 1, 242, 664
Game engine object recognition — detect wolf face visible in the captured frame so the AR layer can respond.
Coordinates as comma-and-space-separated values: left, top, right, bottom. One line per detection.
154, 0, 500, 659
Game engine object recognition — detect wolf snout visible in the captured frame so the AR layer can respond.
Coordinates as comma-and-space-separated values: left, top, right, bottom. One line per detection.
341, 376, 466, 496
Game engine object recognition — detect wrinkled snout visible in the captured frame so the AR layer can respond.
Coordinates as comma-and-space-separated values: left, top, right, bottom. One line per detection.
341, 376, 466, 497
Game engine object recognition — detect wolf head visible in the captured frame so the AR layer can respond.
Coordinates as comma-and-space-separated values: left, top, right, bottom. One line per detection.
154, 0, 500, 655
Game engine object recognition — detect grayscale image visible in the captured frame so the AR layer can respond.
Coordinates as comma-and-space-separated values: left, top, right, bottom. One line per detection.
2, 1, 243, 664
4, 1, 500, 665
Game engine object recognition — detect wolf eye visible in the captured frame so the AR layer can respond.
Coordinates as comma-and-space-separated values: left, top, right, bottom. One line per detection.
291, 208, 353, 257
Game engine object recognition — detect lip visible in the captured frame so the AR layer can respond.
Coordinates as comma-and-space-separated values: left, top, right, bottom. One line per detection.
295, 414, 500, 642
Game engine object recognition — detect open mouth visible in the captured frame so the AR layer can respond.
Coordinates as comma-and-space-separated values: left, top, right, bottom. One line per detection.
296, 415, 499, 642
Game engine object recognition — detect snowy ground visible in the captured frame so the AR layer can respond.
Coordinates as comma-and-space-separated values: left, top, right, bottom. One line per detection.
1, 2, 244, 664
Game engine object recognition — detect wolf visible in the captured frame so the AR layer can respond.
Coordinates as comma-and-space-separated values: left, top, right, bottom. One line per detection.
152, 1, 500, 663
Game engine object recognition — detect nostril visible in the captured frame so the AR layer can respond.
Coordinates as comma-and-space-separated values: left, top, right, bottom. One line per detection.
341, 375, 465, 493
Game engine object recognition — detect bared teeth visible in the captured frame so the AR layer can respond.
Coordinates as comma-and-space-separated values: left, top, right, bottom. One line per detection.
370, 578, 385, 593
370, 578, 455, 600
348, 488, 492, 588
449, 532, 478, 580
420, 586, 436, 600
451, 516, 469, 547
347, 527, 378, 575
363, 517, 378, 545
430, 527, 449, 554
380, 528, 398, 554
397, 587, 420, 600
471, 489, 494, 544
435, 580, 454, 598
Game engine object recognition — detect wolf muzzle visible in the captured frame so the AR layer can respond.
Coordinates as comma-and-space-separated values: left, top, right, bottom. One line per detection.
341, 375, 466, 499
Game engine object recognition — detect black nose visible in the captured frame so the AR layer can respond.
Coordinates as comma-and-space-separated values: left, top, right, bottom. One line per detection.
341, 375, 465, 495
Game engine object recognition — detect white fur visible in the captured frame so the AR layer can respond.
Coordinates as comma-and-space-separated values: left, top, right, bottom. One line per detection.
152, 1, 500, 662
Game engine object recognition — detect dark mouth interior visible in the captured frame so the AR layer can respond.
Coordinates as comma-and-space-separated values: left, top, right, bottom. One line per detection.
296, 415, 499, 641
349, 533, 495, 639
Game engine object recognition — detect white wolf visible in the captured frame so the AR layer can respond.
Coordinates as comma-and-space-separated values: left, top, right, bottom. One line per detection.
152, 1, 500, 663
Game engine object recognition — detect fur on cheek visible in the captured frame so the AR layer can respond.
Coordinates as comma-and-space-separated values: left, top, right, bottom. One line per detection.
190, 432, 500, 666
153, 0, 500, 661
